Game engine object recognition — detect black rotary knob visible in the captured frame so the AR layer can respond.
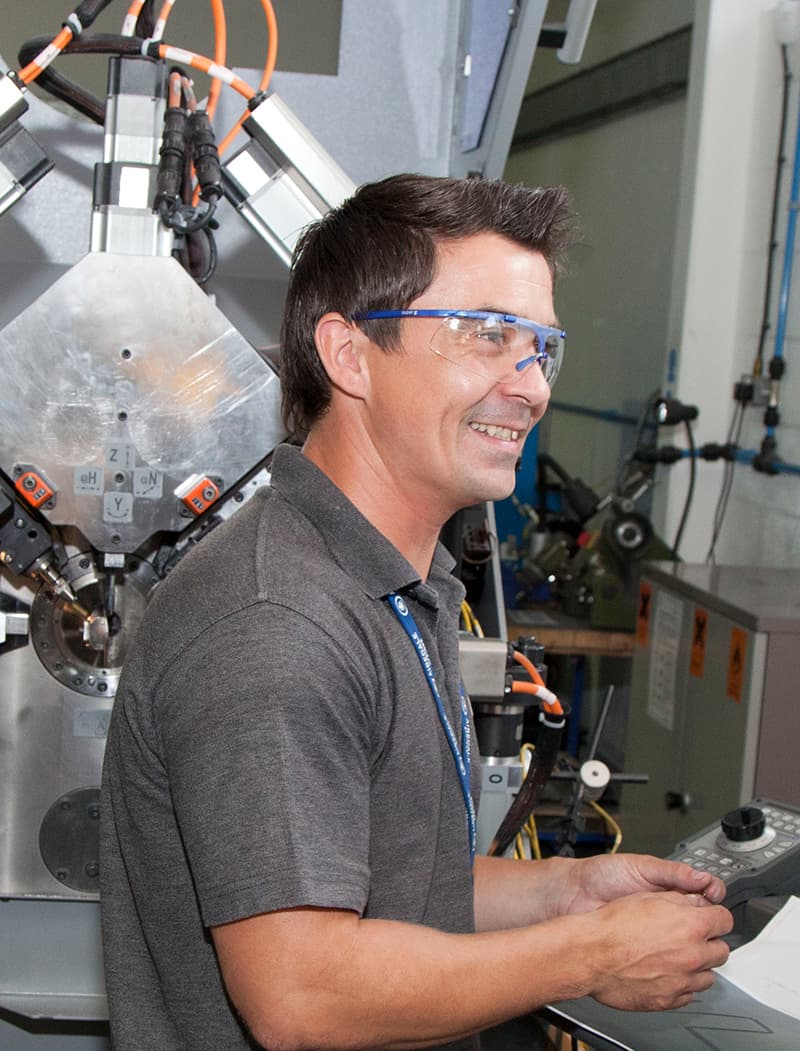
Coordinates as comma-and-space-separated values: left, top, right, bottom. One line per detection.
721, 806, 765, 842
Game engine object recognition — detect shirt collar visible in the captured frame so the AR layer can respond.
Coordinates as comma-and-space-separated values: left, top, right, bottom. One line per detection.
269, 444, 459, 601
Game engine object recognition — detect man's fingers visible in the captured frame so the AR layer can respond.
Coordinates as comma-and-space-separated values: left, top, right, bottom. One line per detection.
704, 903, 734, 938
706, 938, 731, 970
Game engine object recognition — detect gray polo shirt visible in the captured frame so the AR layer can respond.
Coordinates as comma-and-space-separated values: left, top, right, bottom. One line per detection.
101, 443, 479, 1050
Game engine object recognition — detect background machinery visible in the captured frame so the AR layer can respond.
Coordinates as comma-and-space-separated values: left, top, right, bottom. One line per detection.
0, 2, 598, 1046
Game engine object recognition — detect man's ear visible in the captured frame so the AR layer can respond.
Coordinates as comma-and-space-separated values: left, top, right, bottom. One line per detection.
314, 312, 371, 400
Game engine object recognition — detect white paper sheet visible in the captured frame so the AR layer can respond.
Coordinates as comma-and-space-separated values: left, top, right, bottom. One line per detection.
718, 895, 800, 1022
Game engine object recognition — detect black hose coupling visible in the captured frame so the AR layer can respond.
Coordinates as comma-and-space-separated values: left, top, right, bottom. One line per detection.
753, 436, 781, 476
189, 111, 222, 201
155, 107, 189, 211
655, 397, 699, 425
768, 356, 786, 381
733, 378, 754, 404
699, 442, 738, 462
633, 445, 684, 465
764, 404, 781, 429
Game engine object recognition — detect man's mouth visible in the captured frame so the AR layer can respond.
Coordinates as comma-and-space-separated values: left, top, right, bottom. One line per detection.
469, 421, 522, 442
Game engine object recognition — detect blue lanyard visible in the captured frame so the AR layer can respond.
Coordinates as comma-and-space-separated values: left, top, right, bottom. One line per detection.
388, 592, 476, 864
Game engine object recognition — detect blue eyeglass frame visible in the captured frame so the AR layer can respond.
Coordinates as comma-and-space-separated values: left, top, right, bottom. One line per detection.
352, 309, 566, 379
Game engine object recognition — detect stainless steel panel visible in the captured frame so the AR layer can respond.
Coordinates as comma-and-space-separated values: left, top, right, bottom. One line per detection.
0, 636, 109, 898
0, 252, 284, 553
0, 899, 107, 1021
459, 637, 508, 700
623, 565, 800, 856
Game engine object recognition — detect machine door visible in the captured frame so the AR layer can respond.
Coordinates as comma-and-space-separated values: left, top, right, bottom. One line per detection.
622, 579, 766, 856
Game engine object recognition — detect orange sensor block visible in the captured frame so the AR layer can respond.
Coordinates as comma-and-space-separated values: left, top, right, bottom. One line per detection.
176, 475, 220, 515
15, 470, 54, 508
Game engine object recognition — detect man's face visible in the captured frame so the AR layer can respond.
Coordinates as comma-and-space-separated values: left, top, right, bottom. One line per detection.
361, 232, 555, 520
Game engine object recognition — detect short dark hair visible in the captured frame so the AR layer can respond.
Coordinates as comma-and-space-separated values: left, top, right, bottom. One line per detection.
280, 173, 573, 436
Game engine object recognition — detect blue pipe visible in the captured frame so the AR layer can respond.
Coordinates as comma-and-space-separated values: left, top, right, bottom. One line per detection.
549, 400, 640, 426
773, 87, 800, 365
766, 74, 800, 438
676, 447, 800, 475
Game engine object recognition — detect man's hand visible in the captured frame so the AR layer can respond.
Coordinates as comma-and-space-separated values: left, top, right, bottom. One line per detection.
583, 890, 733, 1011
553, 852, 727, 917
472, 852, 726, 932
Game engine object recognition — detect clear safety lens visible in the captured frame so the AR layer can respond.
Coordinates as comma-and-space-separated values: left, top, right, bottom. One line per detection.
429, 314, 564, 387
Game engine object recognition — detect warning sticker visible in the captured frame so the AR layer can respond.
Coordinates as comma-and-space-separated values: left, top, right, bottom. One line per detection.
726, 628, 747, 703
636, 582, 653, 647
690, 607, 708, 679
646, 590, 683, 732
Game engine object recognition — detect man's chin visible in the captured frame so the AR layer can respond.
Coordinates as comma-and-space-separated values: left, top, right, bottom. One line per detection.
461, 473, 517, 508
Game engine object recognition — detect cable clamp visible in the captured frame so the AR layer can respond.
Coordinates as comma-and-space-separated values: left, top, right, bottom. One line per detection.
248, 90, 271, 111
539, 711, 566, 730
63, 12, 84, 37
533, 684, 558, 708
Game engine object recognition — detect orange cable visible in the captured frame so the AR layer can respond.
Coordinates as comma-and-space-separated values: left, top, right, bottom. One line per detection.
121, 0, 146, 36
511, 650, 564, 715
181, 75, 197, 111
168, 69, 182, 108
206, 0, 227, 122
153, 0, 178, 42
512, 648, 545, 686
190, 0, 228, 204
510, 681, 563, 715
19, 25, 74, 85
511, 682, 543, 696
215, 0, 278, 160
155, 44, 256, 100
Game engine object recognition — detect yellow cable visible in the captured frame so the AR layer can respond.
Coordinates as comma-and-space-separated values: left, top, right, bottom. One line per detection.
520, 742, 535, 770
525, 813, 542, 861
506, 744, 542, 862
589, 799, 622, 854
460, 599, 486, 637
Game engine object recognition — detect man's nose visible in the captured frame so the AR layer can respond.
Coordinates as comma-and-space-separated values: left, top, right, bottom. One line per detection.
501, 358, 551, 406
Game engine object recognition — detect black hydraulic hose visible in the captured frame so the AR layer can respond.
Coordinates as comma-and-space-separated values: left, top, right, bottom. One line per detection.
671, 419, 696, 559
186, 225, 219, 285
18, 35, 106, 122
35, 33, 147, 58
706, 402, 745, 564
24, 65, 105, 124
536, 452, 569, 525
135, 0, 161, 39
755, 45, 791, 376
18, 34, 147, 124
537, 453, 572, 486
487, 711, 565, 857
73, 0, 117, 26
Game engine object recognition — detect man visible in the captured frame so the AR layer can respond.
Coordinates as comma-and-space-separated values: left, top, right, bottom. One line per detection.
101, 174, 732, 1051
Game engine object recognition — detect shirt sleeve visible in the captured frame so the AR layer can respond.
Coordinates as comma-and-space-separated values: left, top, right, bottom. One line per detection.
154, 600, 377, 927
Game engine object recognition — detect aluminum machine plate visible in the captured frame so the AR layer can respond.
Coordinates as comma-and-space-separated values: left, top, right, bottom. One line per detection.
0, 250, 284, 900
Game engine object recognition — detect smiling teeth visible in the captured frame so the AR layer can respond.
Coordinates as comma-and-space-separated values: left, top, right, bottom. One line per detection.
470, 423, 520, 441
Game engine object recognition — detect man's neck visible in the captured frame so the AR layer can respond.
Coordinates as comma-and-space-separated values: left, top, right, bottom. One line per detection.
303, 430, 446, 581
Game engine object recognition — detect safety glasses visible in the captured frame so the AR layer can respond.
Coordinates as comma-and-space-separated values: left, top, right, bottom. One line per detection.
353, 309, 565, 387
